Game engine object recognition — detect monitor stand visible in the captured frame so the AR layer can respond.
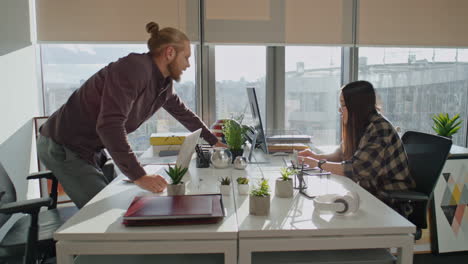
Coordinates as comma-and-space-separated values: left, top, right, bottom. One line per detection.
246, 130, 270, 164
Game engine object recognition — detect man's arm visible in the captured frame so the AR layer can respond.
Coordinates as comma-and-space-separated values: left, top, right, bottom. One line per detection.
163, 92, 219, 145
95, 58, 167, 192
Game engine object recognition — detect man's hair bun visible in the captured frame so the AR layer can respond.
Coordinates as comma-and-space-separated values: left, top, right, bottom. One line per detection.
146, 22, 159, 35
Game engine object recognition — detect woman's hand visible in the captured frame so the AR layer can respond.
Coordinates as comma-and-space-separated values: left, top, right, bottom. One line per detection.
298, 149, 319, 159
302, 156, 319, 169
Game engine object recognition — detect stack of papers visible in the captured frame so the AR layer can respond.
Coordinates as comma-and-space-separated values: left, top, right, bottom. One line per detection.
266, 134, 311, 144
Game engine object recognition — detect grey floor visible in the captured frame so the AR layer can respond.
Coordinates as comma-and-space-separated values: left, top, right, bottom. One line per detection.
69, 251, 468, 264
7, 251, 466, 264
414, 252, 468, 264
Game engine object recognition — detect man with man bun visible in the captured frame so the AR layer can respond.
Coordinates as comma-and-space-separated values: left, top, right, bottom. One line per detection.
37, 22, 225, 208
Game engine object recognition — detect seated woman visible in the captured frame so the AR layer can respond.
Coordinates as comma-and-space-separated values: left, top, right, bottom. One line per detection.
298, 80, 415, 203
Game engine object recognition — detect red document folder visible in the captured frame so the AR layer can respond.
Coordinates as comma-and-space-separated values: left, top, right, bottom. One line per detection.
122, 194, 225, 226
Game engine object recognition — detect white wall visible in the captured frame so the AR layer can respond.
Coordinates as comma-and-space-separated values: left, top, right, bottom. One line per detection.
0, 45, 41, 201
0, 0, 31, 56
0, 0, 40, 240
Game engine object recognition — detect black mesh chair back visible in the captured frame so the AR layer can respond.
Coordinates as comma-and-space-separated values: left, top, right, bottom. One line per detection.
402, 131, 452, 199
0, 162, 17, 228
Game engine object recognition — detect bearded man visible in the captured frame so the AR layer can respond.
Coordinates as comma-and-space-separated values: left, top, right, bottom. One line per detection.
37, 22, 225, 208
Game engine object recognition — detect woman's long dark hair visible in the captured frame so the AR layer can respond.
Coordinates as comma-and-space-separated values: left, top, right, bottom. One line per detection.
341, 81, 378, 160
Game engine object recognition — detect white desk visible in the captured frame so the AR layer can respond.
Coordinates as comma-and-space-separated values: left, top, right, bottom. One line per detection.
54, 162, 247, 264
236, 154, 415, 264
54, 151, 415, 264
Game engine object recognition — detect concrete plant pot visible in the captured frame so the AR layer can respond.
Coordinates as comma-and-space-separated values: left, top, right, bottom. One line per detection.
220, 185, 231, 196
275, 178, 293, 198
238, 184, 249, 195
167, 183, 185, 196
249, 195, 270, 216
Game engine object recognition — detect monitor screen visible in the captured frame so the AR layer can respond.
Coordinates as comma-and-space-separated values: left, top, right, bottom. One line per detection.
246, 87, 268, 153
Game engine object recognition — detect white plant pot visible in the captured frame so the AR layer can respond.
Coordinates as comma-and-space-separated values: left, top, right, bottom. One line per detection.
238, 184, 249, 195
275, 178, 293, 198
167, 183, 185, 196
220, 185, 231, 196
249, 195, 270, 216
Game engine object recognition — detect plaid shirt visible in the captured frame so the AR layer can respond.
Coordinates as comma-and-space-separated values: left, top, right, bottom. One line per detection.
343, 113, 416, 200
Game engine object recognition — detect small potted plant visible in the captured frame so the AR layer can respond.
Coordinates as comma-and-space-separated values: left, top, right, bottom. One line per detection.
165, 164, 188, 196
236, 176, 250, 195
219, 176, 231, 196
432, 113, 462, 139
249, 179, 270, 216
275, 167, 297, 198
223, 119, 248, 162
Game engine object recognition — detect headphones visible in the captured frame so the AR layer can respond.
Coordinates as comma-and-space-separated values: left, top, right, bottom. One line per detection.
313, 191, 360, 215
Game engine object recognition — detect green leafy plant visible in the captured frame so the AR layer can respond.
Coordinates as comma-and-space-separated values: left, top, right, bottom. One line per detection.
219, 176, 231, 185
432, 113, 462, 137
280, 167, 297, 181
223, 119, 248, 151
164, 164, 188, 185
236, 177, 249, 185
250, 179, 270, 197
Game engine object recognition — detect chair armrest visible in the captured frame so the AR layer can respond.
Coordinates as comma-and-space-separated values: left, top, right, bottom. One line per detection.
382, 190, 429, 202
0, 197, 52, 215
27, 170, 55, 180
27, 171, 59, 209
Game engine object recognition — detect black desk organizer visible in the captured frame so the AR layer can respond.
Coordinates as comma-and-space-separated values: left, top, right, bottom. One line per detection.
195, 144, 211, 168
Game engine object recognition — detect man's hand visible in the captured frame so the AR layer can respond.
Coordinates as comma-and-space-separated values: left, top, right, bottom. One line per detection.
214, 140, 228, 148
133, 174, 168, 193
298, 149, 318, 159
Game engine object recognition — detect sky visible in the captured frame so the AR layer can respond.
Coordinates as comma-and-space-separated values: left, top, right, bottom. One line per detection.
42, 44, 468, 85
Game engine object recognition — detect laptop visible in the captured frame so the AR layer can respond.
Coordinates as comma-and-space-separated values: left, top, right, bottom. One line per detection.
174, 128, 202, 169
130, 129, 202, 181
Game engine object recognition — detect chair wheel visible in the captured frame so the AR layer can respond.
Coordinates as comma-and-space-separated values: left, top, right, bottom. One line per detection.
414, 228, 422, 240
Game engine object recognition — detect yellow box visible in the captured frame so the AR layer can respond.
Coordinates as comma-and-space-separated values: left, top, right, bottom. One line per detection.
149, 132, 189, 146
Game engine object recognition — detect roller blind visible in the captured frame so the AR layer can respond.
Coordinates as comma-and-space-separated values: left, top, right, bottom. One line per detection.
36, 0, 199, 42
358, 0, 468, 47
204, 0, 353, 45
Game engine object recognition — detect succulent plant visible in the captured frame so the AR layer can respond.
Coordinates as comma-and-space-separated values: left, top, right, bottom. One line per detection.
219, 176, 231, 185
432, 113, 462, 137
280, 167, 297, 181
250, 179, 270, 197
164, 164, 188, 185
236, 177, 249, 185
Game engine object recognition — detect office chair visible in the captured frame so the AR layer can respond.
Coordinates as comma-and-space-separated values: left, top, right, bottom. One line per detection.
382, 131, 452, 240
0, 161, 77, 264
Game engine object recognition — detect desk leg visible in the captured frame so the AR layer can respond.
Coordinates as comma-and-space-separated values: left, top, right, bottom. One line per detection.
224, 245, 237, 264
396, 237, 414, 264
239, 242, 252, 264
56, 242, 74, 264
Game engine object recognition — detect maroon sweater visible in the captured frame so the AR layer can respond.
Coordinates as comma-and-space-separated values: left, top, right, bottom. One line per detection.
41, 53, 217, 181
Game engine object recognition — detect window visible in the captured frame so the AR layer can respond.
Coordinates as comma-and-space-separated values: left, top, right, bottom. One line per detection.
359, 48, 468, 146
215, 46, 266, 126
41, 44, 197, 151
285, 46, 342, 146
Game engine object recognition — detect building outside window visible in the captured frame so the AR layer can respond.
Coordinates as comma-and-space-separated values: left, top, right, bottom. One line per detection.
41, 44, 197, 152
215, 46, 266, 126
359, 48, 468, 146
285, 46, 342, 147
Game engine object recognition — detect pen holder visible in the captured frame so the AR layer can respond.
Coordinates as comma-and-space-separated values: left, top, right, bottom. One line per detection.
196, 152, 211, 168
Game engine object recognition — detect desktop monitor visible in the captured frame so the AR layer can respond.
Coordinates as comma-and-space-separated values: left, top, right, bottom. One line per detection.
246, 87, 268, 153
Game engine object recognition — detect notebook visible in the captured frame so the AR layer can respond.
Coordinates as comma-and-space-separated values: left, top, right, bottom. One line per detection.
122, 194, 225, 226
124, 195, 212, 220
